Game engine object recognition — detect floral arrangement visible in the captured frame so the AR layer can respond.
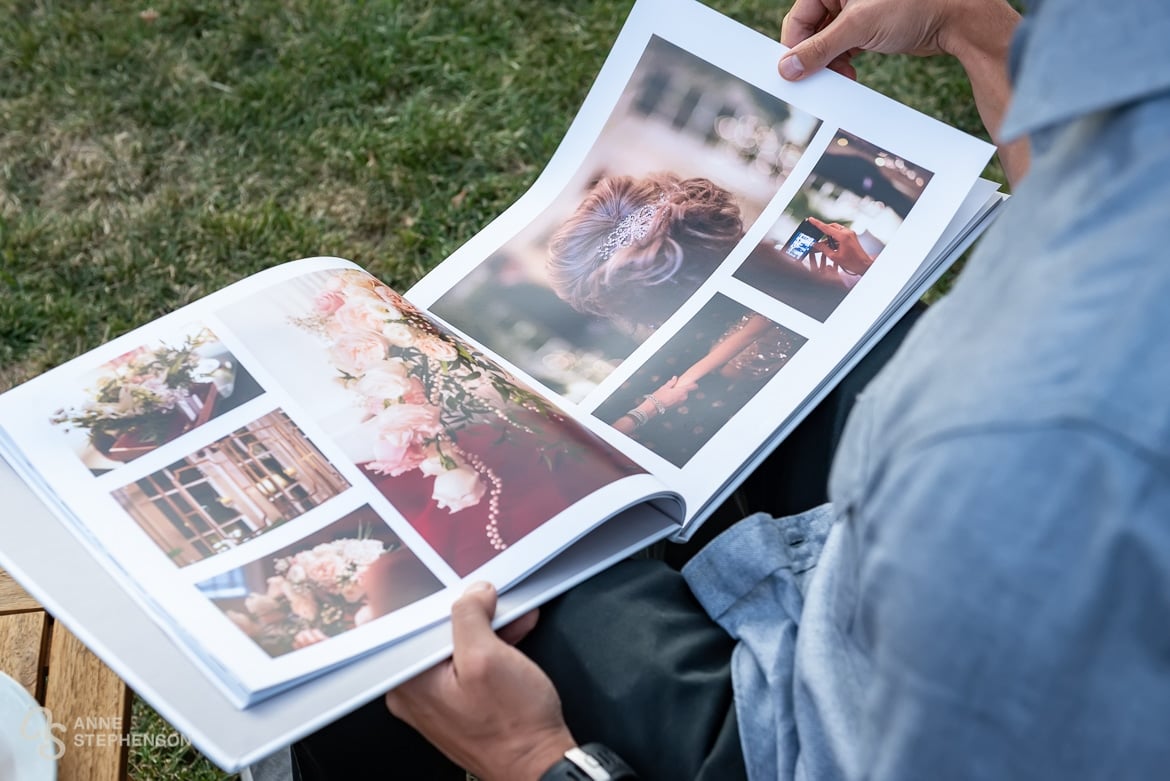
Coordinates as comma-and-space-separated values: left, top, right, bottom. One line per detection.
50, 331, 211, 446
225, 536, 389, 656
296, 270, 563, 549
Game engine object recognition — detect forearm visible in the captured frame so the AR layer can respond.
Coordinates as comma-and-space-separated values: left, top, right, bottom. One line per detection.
677, 315, 771, 387
941, 0, 1029, 185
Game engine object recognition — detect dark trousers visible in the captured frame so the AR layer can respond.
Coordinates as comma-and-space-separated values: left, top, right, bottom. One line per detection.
292, 306, 924, 780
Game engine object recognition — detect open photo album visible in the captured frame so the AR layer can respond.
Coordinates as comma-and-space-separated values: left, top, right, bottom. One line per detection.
0, 0, 1004, 769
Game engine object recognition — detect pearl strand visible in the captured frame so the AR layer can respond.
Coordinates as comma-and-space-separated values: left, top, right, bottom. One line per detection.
461, 450, 507, 552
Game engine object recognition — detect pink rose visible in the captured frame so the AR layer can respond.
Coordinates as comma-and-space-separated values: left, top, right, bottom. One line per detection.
373, 285, 406, 308
314, 289, 346, 315
284, 586, 320, 621
367, 442, 408, 475
368, 441, 428, 477
330, 332, 388, 375
416, 335, 458, 363
401, 377, 428, 405
432, 465, 486, 513
303, 552, 345, 589
374, 403, 441, 446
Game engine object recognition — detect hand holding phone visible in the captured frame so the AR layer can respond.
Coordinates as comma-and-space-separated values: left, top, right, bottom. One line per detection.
807, 217, 874, 275
781, 219, 826, 260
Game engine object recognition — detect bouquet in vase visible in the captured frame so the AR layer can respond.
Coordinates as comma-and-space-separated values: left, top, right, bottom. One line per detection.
50, 331, 214, 456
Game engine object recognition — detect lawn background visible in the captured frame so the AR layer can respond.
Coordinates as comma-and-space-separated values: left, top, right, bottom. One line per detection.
0, 1, 1005, 778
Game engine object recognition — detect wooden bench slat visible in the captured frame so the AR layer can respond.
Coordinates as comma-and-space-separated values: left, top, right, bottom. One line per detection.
0, 610, 49, 699
44, 622, 132, 781
0, 568, 42, 613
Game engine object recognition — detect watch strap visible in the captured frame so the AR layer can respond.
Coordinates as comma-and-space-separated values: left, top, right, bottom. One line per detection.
539, 742, 638, 780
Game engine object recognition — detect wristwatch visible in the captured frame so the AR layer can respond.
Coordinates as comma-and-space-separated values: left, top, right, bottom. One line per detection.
538, 743, 639, 780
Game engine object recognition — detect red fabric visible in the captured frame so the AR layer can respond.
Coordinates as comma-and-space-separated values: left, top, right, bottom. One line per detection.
363, 422, 642, 577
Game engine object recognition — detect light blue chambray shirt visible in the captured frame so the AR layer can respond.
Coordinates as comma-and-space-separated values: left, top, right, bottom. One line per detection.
682, 1, 1170, 778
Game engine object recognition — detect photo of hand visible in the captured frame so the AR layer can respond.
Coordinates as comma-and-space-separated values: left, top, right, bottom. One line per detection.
736, 129, 932, 321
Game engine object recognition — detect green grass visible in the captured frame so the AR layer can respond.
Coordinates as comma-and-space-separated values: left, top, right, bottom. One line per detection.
127, 699, 238, 781
1, 1, 1002, 777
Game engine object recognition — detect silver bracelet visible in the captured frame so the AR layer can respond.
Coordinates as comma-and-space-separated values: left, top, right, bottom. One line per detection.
643, 393, 667, 416
625, 408, 649, 427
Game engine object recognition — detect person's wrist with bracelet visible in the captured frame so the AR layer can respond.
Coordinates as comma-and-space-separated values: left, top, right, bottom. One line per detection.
620, 395, 664, 429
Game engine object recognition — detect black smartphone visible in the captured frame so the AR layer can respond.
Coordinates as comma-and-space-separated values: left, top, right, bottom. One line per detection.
781, 219, 825, 260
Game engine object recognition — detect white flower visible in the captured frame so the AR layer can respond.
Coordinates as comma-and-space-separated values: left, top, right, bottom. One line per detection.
334, 298, 403, 334
341, 282, 379, 301
339, 538, 385, 567
418, 452, 447, 477
432, 465, 487, 513
355, 359, 412, 400
381, 322, 416, 348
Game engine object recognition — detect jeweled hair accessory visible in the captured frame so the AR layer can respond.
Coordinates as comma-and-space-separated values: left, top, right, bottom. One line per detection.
597, 195, 666, 262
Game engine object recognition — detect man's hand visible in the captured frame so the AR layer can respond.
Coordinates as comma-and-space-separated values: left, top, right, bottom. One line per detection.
778, 0, 986, 81
778, 0, 1028, 185
385, 582, 576, 781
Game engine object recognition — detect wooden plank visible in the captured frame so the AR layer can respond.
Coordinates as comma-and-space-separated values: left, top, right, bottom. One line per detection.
43, 622, 131, 781
0, 567, 42, 612
0, 611, 49, 699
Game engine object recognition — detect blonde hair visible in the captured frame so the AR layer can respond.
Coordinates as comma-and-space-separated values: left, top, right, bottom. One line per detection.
548, 174, 743, 327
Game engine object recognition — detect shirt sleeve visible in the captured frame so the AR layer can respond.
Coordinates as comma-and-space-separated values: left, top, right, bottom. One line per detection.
851, 422, 1170, 780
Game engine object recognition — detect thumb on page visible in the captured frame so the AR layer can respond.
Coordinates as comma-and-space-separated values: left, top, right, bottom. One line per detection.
450, 581, 500, 670
779, 16, 861, 81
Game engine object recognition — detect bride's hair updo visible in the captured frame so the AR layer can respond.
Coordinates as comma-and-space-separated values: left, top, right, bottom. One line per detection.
547, 173, 743, 328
